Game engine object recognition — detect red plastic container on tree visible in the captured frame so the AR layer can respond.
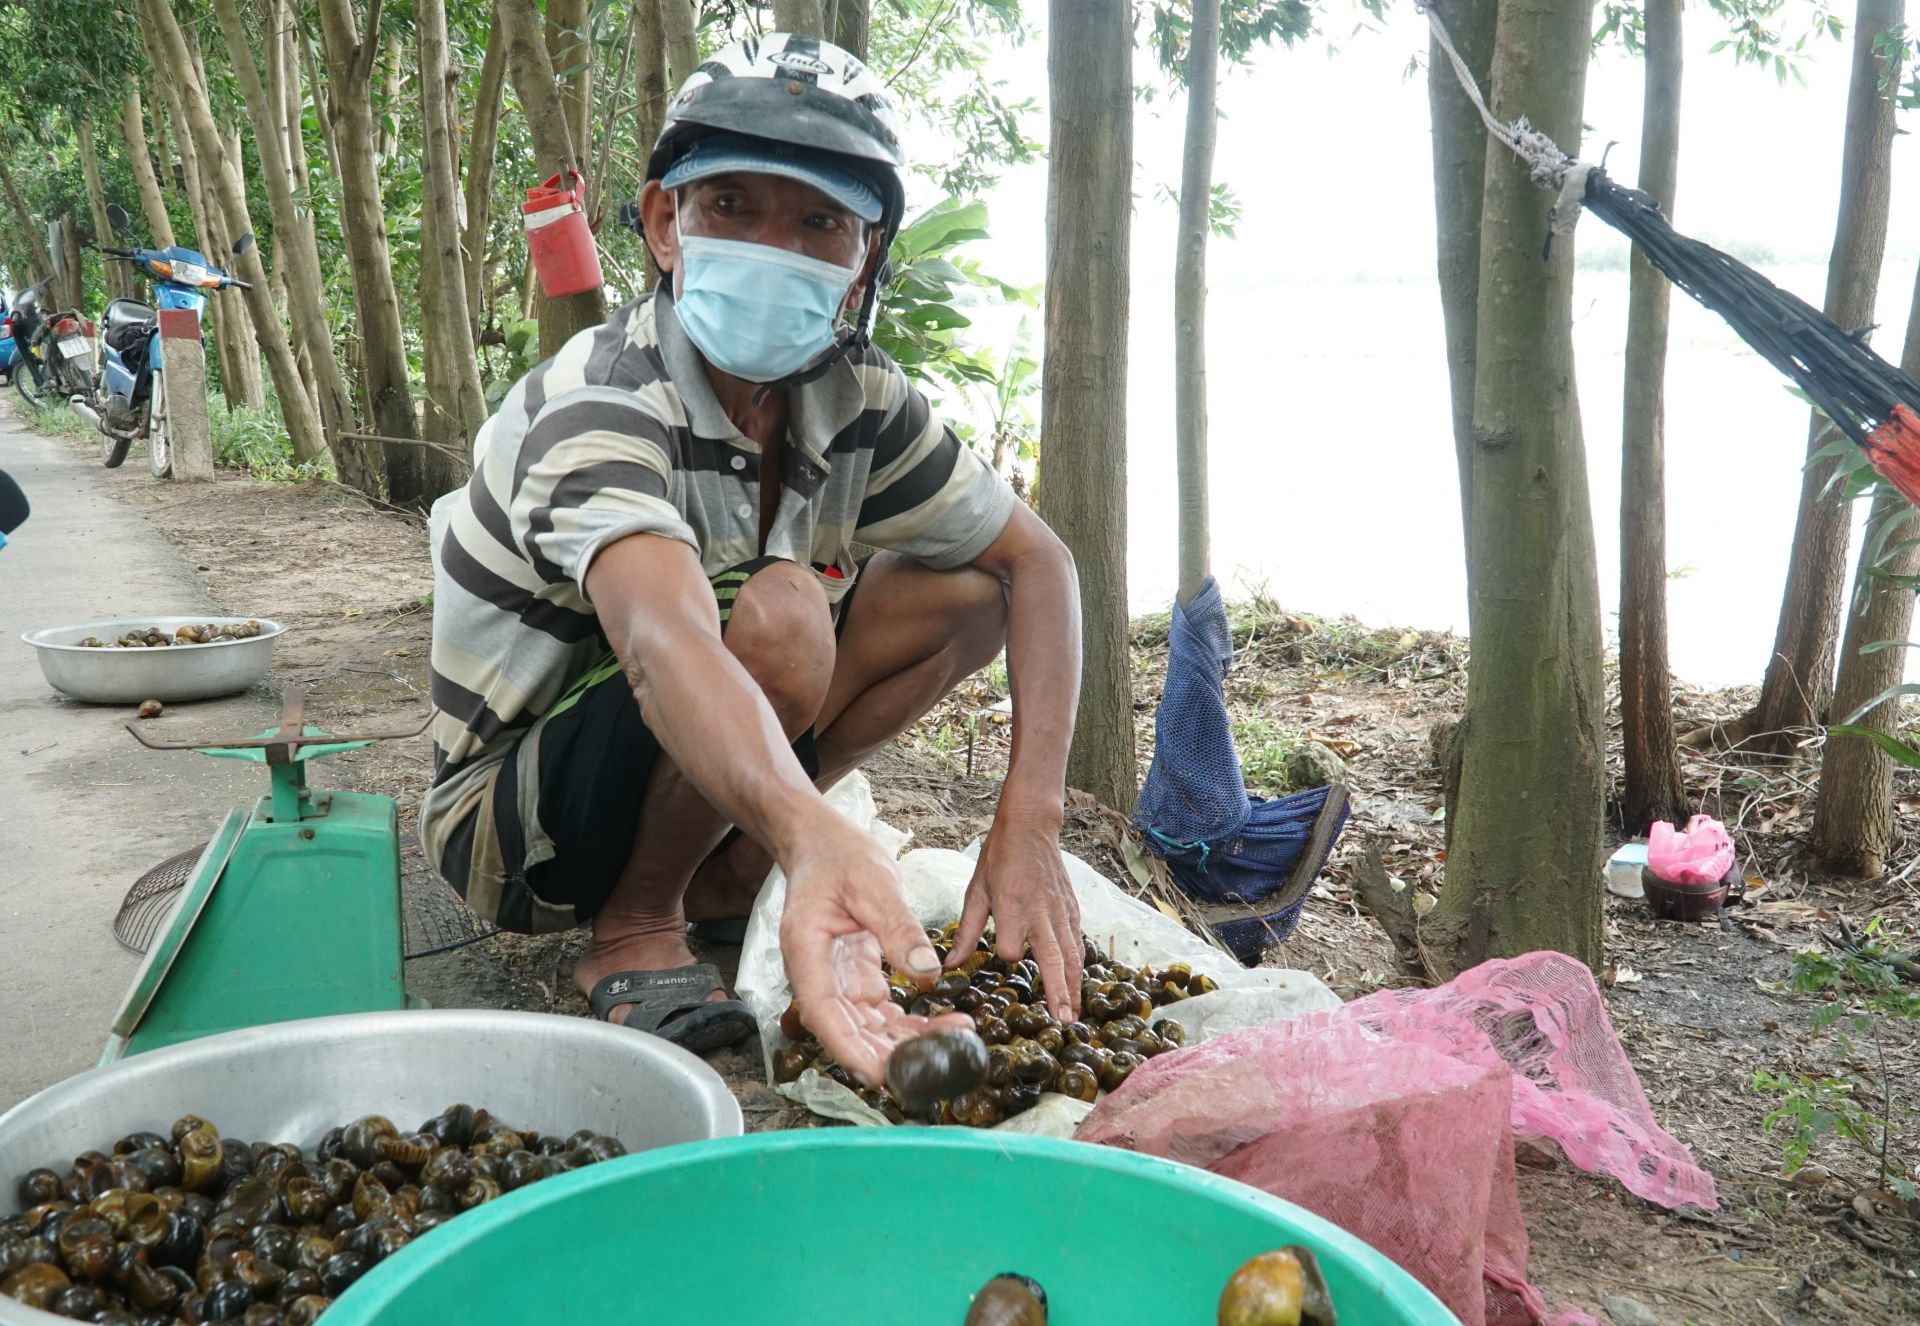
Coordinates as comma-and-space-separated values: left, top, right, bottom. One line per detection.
523, 170, 603, 298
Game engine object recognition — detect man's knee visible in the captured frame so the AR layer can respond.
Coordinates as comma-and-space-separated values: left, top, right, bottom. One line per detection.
725, 561, 836, 735
945, 566, 1008, 674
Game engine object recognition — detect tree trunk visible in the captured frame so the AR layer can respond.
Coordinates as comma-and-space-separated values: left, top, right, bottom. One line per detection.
661, 0, 698, 87
1428, 0, 1497, 550
268, 0, 318, 398
76, 122, 130, 300
1812, 266, 1920, 875
1423, 0, 1605, 978
212, 130, 267, 413
1618, 0, 1688, 835
295, 15, 341, 177
142, 0, 329, 464
148, 77, 174, 191
417, 0, 488, 472
209, 0, 372, 489
60, 215, 86, 311
774, 0, 828, 37
464, 1, 510, 338
499, 0, 606, 357
143, 22, 263, 413
1813, 488, 1919, 875
1039, 0, 1135, 813
272, 0, 311, 200
1173, 0, 1219, 608
315, 0, 431, 503
633, 0, 668, 291
546, 0, 593, 171
377, 35, 403, 162
0, 157, 60, 296
1741, 0, 1903, 753
830, 0, 870, 59
121, 86, 177, 249
589, 10, 636, 227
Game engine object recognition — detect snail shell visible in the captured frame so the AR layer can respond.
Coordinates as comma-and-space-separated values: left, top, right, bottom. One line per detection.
376, 1132, 436, 1170
0, 1262, 72, 1310
283, 1294, 333, 1326
1056, 1063, 1099, 1102
884, 1027, 989, 1115
1098, 1050, 1144, 1092
964, 1273, 1048, 1326
774, 1045, 815, 1084
175, 1123, 223, 1194
1217, 1246, 1340, 1326
15, 1170, 61, 1209
339, 1116, 397, 1170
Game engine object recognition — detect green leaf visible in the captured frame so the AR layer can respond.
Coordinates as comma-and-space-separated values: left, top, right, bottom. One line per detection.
1827, 725, 1920, 768
1838, 683, 1920, 726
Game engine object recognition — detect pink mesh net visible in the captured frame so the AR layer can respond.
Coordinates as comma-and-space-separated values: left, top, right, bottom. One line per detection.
1079, 951, 1713, 1325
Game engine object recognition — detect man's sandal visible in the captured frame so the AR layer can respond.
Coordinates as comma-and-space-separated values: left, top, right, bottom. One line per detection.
587, 964, 757, 1054
687, 917, 750, 946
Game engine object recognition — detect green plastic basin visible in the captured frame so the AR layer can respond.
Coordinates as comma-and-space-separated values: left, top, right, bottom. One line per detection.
330, 1130, 1458, 1325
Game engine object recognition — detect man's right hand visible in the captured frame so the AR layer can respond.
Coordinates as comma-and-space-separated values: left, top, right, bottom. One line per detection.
778, 819, 969, 1087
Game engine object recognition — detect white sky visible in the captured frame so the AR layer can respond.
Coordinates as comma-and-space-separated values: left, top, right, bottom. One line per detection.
947, 4, 1919, 289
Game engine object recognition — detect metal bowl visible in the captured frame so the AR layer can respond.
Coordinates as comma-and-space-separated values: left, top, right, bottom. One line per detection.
20, 615, 286, 703
0, 1011, 742, 1324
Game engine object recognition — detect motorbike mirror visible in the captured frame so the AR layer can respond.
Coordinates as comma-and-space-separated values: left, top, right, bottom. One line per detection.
106, 202, 132, 232
616, 199, 644, 237
232, 232, 255, 257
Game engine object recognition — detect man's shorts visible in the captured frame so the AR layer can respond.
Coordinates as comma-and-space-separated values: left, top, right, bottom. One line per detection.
436, 555, 863, 933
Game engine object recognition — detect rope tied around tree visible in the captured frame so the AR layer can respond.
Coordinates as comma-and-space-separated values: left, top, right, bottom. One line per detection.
1418, 0, 1920, 511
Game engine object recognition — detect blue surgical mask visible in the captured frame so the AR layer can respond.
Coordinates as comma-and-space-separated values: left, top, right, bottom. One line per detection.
674, 232, 860, 383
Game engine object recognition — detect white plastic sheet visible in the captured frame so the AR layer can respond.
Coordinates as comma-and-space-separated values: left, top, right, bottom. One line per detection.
732, 773, 1340, 1135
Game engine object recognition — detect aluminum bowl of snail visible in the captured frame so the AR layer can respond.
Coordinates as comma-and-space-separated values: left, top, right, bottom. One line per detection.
314, 1131, 1456, 1326
22, 617, 288, 705
0, 1011, 742, 1325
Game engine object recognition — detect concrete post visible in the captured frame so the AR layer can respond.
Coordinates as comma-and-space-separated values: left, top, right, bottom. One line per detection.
157, 309, 213, 481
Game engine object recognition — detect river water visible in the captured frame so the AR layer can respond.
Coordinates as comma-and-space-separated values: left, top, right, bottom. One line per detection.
1110, 260, 1918, 689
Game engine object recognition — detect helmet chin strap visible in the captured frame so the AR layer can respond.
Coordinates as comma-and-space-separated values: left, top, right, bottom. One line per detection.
747, 248, 887, 403
748, 319, 865, 404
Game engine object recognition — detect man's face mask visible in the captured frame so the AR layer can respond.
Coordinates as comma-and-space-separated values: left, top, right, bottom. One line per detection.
672, 195, 862, 384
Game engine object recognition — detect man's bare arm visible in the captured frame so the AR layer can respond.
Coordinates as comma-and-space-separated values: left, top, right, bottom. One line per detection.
946, 503, 1085, 1020
586, 534, 819, 861
584, 534, 962, 1082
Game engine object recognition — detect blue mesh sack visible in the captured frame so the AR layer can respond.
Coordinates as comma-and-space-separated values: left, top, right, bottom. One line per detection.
1134, 578, 1351, 962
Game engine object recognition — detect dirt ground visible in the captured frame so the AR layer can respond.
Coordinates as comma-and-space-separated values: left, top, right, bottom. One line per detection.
69, 438, 1920, 1326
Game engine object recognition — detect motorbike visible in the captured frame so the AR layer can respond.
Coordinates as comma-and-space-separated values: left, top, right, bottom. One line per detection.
0, 293, 18, 384
12, 277, 95, 408
72, 203, 253, 475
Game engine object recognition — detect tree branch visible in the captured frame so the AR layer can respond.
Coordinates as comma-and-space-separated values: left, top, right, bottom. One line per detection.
351, 0, 386, 88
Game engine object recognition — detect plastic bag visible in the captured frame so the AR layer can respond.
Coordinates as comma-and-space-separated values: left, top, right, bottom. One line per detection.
1080, 952, 1714, 1325
1647, 814, 1734, 885
732, 773, 1340, 1133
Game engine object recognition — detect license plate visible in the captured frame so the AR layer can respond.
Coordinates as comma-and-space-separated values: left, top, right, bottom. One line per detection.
58, 336, 88, 358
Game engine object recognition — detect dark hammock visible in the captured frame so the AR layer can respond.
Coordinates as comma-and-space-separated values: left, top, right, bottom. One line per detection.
1581, 168, 1920, 505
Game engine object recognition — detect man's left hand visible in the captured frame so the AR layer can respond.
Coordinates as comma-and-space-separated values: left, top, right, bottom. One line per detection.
949, 818, 1083, 1023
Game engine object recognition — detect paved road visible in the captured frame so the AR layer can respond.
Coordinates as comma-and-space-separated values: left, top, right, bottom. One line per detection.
0, 415, 278, 1110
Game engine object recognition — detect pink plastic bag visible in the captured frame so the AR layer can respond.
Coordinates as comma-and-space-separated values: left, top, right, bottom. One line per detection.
1079, 953, 1714, 1326
1647, 815, 1735, 885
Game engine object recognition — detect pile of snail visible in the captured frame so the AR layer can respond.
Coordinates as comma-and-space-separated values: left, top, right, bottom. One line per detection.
958, 1246, 1337, 1325
776, 923, 1219, 1125
77, 622, 264, 649
1, 1106, 625, 1324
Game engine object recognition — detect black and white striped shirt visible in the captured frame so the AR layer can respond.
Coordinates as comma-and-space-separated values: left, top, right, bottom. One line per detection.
420, 286, 1015, 866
